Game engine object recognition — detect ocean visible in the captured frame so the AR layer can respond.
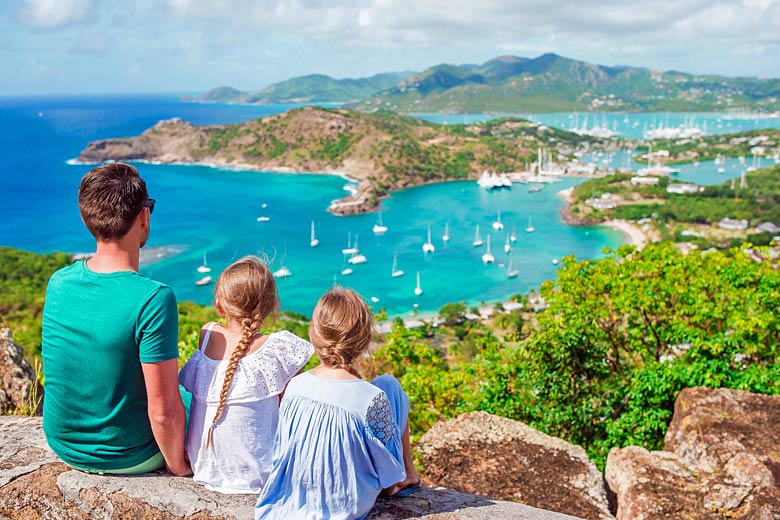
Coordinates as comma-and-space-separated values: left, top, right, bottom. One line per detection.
0, 95, 765, 317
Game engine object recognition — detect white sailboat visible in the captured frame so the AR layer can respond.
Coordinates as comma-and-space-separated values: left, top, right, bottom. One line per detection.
507, 258, 518, 278
526, 217, 535, 233
341, 267, 353, 276
272, 266, 291, 279
342, 233, 359, 255
414, 271, 423, 296
510, 226, 517, 242
504, 234, 512, 253
372, 212, 388, 235
197, 253, 211, 273
195, 275, 212, 286
310, 221, 319, 248
422, 226, 435, 253
348, 251, 367, 264
482, 235, 495, 264
492, 210, 504, 231
442, 221, 450, 242
391, 253, 404, 278
472, 225, 484, 247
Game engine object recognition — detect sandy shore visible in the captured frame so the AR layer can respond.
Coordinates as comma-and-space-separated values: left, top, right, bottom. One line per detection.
604, 219, 649, 249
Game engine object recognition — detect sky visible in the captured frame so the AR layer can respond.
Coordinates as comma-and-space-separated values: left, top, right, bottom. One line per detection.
1, 0, 779, 95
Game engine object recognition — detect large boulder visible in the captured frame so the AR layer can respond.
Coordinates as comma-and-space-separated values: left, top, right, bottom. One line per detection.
0, 416, 580, 520
606, 387, 780, 520
0, 328, 42, 414
417, 411, 613, 520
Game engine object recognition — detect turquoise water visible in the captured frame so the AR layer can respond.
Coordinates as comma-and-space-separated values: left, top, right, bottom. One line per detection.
416, 112, 780, 140
2, 95, 777, 317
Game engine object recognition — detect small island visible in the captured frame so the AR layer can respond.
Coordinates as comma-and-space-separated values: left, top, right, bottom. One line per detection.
78, 106, 601, 215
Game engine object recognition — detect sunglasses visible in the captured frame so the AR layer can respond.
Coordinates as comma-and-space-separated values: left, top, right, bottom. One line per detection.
144, 198, 156, 215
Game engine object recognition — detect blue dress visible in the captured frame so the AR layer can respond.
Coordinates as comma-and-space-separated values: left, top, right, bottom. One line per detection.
255, 373, 408, 520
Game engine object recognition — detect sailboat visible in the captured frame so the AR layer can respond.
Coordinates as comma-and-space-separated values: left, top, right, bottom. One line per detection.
414, 272, 423, 296
272, 265, 291, 279
391, 253, 404, 278
195, 275, 212, 286
472, 225, 484, 247
342, 233, 359, 255
422, 226, 435, 253
492, 210, 504, 230
482, 235, 495, 264
442, 221, 450, 242
504, 235, 512, 253
341, 267, 353, 275
510, 226, 517, 243
197, 253, 211, 273
310, 221, 319, 248
507, 258, 518, 278
348, 250, 367, 264
525, 217, 535, 233
373, 212, 388, 235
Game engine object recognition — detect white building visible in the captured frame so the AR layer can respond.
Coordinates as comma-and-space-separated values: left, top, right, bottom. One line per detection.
718, 218, 749, 231
666, 183, 702, 194
631, 176, 660, 186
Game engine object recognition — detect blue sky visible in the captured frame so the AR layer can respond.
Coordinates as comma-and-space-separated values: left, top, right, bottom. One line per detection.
1, 0, 779, 95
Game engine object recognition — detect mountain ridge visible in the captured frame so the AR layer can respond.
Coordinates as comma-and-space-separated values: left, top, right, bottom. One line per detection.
189, 53, 780, 113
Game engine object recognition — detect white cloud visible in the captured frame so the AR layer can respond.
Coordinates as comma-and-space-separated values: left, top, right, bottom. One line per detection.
19, 0, 91, 28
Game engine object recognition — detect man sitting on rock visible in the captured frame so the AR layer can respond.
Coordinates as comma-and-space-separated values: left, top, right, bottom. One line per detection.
41, 163, 191, 476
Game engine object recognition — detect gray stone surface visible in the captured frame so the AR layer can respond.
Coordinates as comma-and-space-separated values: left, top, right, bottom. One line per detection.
0, 328, 41, 415
0, 416, 581, 519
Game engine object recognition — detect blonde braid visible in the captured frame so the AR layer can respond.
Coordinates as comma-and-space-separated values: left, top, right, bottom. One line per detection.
205, 316, 261, 450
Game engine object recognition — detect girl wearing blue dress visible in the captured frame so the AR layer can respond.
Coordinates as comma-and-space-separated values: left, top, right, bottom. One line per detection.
256, 286, 421, 519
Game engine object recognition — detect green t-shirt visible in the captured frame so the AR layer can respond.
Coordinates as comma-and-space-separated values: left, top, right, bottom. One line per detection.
42, 261, 179, 470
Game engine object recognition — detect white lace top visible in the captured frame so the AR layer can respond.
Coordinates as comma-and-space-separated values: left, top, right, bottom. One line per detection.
178, 325, 313, 494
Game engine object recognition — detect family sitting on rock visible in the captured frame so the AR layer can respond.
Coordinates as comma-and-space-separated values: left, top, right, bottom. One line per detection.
41, 163, 421, 520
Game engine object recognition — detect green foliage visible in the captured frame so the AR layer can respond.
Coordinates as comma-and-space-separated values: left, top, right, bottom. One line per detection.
438, 302, 467, 326
0, 247, 72, 358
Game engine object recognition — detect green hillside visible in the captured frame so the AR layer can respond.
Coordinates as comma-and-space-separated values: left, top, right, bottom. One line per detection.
357, 53, 780, 113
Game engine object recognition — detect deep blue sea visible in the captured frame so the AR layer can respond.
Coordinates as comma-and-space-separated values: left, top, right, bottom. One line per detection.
1, 95, 773, 317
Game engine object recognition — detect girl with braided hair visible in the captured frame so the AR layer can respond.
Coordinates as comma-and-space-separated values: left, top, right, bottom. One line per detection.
178, 256, 313, 494
255, 286, 421, 519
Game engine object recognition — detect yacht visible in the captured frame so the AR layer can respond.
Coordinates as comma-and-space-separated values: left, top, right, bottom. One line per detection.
342, 233, 359, 255
526, 217, 535, 233
272, 266, 291, 279
373, 212, 388, 235
442, 221, 450, 242
507, 258, 518, 278
510, 226, 517, 242
481, 235, 495, 264
370, 296, 380, 303
310, 221, 319, 248
391, 253, 404, 278
504, 235, 512, 254
348, 252, 367, 265
197, 253, 211, 274
341, 267, 353, 276
195, 275, 212, 286
552, 258, 559, 265
256, 216, 270, 222
414, 272, 423, 296
472, 225, 484, 247
422, 226, 435, 253
492, 211, 504, 231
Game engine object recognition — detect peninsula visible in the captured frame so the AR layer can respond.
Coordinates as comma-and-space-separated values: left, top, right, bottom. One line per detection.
78, 106, 596, 215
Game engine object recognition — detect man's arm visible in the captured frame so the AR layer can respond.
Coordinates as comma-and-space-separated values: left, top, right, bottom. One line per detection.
141, 359, 191, 476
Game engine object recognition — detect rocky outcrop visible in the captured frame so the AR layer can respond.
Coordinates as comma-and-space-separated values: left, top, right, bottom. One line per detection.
606, 387, 780, 519
0, 416, 580, 520
0, 328, 42, 415
417, 411, 613, 520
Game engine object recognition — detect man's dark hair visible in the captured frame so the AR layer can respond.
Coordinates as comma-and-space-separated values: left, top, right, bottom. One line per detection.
78, 163, 148, 241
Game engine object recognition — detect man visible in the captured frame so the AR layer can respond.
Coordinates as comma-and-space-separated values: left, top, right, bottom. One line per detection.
42, 163, 190, 476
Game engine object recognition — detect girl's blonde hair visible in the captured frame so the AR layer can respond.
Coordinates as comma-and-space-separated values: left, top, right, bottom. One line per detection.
309, 286, 373, 377
207, 255, 279, 448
